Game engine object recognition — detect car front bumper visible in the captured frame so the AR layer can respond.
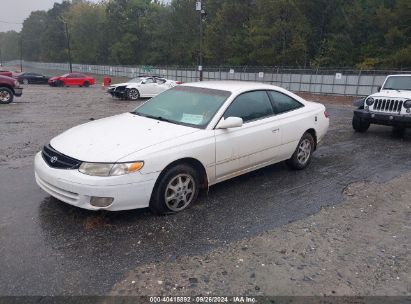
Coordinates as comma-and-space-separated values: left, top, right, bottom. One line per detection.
354, 109, 411, 128
107, 87, 128, 98
14, 87, 23, 97
34, 152, 158, 211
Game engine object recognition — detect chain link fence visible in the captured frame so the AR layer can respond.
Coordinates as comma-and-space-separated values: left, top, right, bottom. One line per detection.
5, 60, 410, 97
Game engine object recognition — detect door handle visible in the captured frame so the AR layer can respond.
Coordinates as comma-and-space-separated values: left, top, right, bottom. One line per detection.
272, 128, 279, 133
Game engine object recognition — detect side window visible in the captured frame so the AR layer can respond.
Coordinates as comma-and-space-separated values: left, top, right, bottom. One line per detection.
144, 78, 154, 84
224, 91, 273, 123
268, 91, 303, 114
156, 78, 166, 84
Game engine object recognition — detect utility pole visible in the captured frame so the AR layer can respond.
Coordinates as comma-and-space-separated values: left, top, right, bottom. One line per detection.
0, 48, 2, 67
19, 34, 23, 72
63, 21, 73, 73
196, 0, 204, 81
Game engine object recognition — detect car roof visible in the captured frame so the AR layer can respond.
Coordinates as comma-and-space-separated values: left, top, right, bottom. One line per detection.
386, 74, 411, 77
181, 80, 282, 93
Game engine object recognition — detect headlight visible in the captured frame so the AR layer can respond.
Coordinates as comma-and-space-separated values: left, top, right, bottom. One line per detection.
366, 97, 374, 106
79, 161, 144, 176
404, 100, 411, 109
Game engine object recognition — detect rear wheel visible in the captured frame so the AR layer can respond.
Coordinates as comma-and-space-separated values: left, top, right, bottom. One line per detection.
127, 88, 140, 100
83, 81, 90, 88
286, 132, 315, 170
0, 87, 14, 104
150, 164, 200, 215
23, 79, 29, 85
352, 115, 370, 133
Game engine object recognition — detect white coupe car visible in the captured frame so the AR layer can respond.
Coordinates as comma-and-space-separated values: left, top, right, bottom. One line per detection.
107, 76, 181, 100
35, 81, 329, 214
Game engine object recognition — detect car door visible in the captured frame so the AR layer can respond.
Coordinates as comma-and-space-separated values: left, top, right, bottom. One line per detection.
154, 78, 167, 94
141, 78, 157, 96
64, 74, 75, 86
214, 90, 283, 181
267, 90, 308, 157
31, 73, 43, 84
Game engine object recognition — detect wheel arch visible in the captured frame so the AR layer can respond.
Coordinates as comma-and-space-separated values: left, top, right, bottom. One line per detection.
305, 128, 317, 150
0, 85, 15, 95
154, 157, 209, 191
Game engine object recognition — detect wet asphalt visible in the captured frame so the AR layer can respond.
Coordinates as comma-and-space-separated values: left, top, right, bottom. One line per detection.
0, 86, 410, 295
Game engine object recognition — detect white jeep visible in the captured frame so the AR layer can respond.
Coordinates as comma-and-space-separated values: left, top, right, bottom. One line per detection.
353, 74, 411, 134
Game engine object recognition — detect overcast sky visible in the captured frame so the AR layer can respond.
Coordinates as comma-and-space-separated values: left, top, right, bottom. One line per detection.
0, 0, 99, 32
1, 0, 171, 32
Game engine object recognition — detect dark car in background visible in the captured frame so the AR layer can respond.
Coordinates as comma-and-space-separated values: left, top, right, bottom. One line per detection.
17, 72, 49, 85
0, 75, 23, 104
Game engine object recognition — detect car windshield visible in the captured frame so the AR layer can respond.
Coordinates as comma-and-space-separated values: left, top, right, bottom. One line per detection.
128, 78, 144, 83
382, 76, 411, 91
133, 86, 231, 129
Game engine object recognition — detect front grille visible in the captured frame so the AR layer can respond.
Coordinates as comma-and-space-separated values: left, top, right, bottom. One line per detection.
42, 144, 81, 169
372, 99, 403, 113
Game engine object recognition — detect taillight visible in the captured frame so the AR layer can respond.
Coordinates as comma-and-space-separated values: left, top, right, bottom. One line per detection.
176, 81, 183, 85
324, 111, 329, 118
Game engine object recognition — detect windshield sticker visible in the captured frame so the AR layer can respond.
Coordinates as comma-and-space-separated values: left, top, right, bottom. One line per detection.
181, 113, 204, 125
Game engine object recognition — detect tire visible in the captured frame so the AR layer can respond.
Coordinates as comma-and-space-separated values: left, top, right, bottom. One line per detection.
83, 81, 90, 88
0, 87, 14, 104
150, 164, 200, 215
392, 126, 406, 137
127, 88, 140, 100
352, 115, 370, 133
286, 132, 315, 170
23, 79, 29, 85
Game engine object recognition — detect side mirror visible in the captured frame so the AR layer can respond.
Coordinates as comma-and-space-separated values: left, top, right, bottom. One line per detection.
216, 117, 243, 129
377, 86, 381, 92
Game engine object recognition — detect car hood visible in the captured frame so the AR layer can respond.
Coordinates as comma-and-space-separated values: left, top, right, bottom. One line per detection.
50, 113, 199, 162
370, 90, 411, 99
110, 82, 137, 88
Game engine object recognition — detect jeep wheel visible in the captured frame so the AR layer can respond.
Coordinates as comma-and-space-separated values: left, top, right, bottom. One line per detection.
0, 87, 14, 104
392, 126, 406, 137
352, 115, 370, 133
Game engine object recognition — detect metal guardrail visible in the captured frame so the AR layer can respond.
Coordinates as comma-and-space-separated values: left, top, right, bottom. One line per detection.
5, 60, 411, 97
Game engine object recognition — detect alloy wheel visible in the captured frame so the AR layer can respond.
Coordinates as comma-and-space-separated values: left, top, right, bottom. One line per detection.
164, 174, 195, 212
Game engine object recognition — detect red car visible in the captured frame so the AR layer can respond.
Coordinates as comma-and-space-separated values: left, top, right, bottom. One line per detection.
48, 73, 95, 87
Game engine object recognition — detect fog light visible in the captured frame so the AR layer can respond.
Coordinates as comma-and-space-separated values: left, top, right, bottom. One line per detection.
90, 197, 114, 207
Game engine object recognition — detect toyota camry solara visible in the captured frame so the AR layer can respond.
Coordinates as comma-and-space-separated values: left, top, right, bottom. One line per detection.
34, 81, 329, 214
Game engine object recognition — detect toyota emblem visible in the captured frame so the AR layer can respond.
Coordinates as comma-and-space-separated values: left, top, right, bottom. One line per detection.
50, 156, 58, 163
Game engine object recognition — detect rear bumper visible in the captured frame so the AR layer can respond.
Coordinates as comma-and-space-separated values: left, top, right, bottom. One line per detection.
14, 87, 23, 97
354, 109, 411, 128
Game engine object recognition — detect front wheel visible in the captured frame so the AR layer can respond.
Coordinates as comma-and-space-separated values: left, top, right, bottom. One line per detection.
286, 132, 315, 170
0, 87, 14, 104
23, 79, 29, 85
150, 164, 200, 215
352, 115, 370, 133
127, 88, 140, 100
83, 81, 90, 88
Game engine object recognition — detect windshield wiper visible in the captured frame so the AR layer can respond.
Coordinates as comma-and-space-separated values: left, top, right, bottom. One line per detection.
133, 112, 174, 123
